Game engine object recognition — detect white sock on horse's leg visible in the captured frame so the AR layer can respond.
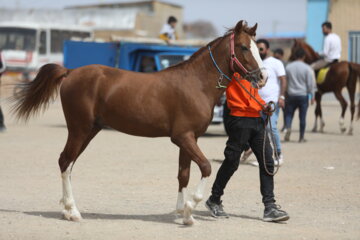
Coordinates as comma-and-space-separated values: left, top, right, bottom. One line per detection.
312, 117, 318, 132
193, 177, 208, 205
348, 120, 354, 135
182, 177, 208, 225
60, 165, 82, 221
320, 117, 325, 132
176, 188, 187, 214
339, 117, 346, 132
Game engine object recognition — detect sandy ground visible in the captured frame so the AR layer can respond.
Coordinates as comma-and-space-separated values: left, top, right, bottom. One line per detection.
0, 98, 359, 240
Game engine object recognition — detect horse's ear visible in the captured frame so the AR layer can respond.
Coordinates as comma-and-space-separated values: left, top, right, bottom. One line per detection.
248, 23, 258, 36
234, 20, 246, 33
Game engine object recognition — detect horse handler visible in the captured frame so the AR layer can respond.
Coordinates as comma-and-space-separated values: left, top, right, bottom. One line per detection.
205, 72, 289, 222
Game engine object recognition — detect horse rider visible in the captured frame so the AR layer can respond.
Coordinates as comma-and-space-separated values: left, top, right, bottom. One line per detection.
159, 16, 178, 44
311, 21, 341, 71
205, 72, 289, 222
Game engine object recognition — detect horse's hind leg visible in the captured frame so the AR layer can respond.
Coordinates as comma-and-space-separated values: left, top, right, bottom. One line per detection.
347, 74, 357, 135
59, 126, 101, 221
172, 133, 211, 225
334, 90, 348, 133
312, 91, 325, 132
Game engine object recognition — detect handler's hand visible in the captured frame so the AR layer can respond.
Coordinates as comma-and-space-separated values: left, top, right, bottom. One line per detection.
278, 98, 285, 108
262, 104, 273, 116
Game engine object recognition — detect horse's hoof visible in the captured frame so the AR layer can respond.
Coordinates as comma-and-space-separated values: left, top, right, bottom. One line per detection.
175, 208, 184, 216
183, 215, 195, 225
62, 210, 82, 222
348, 131, 353, 136
312, 128, 317, 133
340, 128, 346, 133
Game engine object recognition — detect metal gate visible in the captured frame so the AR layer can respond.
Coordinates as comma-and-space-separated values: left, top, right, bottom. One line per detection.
349, 32, 360, 63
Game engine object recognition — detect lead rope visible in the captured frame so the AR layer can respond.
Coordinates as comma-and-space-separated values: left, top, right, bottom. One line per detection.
233, 75, 280, 176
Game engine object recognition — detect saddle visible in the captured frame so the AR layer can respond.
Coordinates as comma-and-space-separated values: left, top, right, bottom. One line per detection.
315, 59, 338, 84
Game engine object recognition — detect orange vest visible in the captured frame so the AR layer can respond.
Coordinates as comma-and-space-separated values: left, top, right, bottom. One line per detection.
226, 72, 265, 117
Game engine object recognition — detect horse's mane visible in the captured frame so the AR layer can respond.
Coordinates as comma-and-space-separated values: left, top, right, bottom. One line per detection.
164, 21, 255, 71
290, 39, 320, 63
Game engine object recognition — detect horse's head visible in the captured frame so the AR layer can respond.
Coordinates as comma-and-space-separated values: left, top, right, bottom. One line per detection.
231, 20, 267, 88
289, 39, 320, 64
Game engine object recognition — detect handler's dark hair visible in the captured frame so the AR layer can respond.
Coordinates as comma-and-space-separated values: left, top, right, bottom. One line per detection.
294, 47, 306, 60
168, 16, 177, 24
256, 39, 270, 49
322, 21, 332, 29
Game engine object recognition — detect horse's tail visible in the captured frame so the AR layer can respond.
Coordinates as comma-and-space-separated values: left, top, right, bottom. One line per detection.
12, 63, 69, 121
349, 62, 360, 120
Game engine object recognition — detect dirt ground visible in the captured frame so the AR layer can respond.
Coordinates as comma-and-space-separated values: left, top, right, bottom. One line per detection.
0, 98, 359, 240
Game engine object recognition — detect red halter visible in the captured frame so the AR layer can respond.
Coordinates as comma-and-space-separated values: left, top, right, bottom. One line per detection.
230, 32, 250, 76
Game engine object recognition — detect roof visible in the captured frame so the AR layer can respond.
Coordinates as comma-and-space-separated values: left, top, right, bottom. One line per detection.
0, 21, 92, 31
67, 0, 182, 10
0, 8, 137, 30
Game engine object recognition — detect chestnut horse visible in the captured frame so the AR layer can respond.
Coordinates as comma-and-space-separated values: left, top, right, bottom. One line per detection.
290, 39, 360, 134
12, 20, 267, 225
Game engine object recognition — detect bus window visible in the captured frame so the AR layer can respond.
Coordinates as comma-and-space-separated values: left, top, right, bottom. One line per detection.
50, 30, 62, 53
0, 27, 36, 51
39, 30, 47, 54
51, 30, 91, 53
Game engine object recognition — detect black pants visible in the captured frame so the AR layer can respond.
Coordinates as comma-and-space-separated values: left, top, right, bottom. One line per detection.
211, 116, 275, 206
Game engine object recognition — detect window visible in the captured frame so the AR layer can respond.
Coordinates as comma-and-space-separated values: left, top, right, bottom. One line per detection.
51, 29, 91, 53
39, 30, 47, 54
140, 56, 156, 72
0, 27, 36, 51
349, 32, 360, 64
159, 55, 190, 70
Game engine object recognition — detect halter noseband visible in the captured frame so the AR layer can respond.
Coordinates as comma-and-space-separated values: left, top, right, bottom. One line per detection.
230, 32, 250, 75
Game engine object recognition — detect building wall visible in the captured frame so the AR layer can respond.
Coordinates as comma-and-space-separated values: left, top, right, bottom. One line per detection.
306, 0, 329, 52
135, 1, 183, 39
328, 0, 360, 61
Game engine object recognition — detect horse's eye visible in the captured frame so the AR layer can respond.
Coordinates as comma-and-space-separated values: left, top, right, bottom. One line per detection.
241, 45, 248, 51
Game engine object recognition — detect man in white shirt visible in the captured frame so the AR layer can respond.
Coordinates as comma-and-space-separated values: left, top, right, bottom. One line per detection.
159, 16, 178, 43
311, 21, 341, 70
242, 39, 287, 166
257, 39, 286, 165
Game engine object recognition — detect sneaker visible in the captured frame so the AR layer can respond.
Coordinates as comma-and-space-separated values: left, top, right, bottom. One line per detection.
248, 160, 259, 167
263, 204, 289, 222
240, 149, 253, 164
299, 138, 307, 143
274, 154, 283, 166
205, 198, 229, 218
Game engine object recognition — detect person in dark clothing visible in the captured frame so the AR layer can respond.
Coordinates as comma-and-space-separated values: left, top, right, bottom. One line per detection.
205, 72, 289, 222
284, 48, 316, 142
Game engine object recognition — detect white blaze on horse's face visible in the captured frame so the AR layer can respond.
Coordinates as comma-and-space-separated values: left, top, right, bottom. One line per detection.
250, 39, 268, 88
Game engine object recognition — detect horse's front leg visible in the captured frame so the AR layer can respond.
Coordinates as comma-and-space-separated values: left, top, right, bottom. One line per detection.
172, 133, 211, 225
176, 149, 191, 215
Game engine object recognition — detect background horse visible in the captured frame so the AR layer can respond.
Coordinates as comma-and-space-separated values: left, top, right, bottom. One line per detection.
289, 39, 360, 134
12, 20, 266, 225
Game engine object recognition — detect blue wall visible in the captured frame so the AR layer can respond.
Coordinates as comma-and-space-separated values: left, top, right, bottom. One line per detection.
306, 0, 329, 52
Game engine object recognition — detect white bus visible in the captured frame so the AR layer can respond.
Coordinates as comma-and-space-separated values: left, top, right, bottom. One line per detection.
0, 22, 93, 79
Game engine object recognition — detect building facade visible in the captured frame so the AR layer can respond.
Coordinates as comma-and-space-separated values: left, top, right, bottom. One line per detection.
306, 0, 360, 62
